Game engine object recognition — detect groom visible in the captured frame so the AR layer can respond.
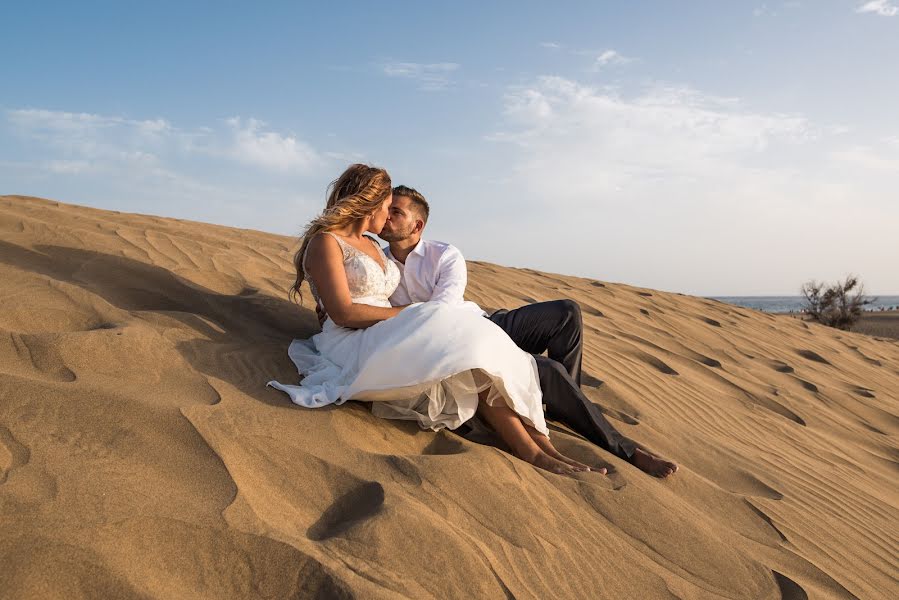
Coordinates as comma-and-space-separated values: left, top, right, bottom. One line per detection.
374, 185, 678, 478
319, 185, 677, 477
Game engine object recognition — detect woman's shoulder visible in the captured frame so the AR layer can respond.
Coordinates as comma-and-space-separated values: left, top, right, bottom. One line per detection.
306, 231, 348, 260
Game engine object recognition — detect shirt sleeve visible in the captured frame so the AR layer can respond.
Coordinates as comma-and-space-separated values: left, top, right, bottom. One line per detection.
429, 246, 468, 305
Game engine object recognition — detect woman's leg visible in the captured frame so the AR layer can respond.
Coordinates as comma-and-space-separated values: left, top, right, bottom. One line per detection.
475, 390, 579, 475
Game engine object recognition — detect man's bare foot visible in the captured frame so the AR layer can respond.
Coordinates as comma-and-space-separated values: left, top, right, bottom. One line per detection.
631, 448, 678, 478
525, 427, 603, 474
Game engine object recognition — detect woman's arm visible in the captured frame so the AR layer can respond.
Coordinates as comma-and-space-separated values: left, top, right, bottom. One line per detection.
304, 233, 404, 329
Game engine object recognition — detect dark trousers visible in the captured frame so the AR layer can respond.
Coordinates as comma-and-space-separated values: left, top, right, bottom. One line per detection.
488, 300, 636, 461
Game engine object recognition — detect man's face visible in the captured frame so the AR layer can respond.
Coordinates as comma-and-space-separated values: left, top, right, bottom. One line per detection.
380, 195, 420, 241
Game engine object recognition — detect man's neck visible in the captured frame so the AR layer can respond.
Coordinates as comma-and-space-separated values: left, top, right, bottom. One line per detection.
388, 235, 421, 264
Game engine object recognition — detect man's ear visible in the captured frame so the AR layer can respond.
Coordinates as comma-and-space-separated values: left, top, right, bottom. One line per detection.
414, 219, 425, 235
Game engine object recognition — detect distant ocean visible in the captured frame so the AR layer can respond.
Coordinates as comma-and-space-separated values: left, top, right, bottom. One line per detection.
708, 296, 899, 314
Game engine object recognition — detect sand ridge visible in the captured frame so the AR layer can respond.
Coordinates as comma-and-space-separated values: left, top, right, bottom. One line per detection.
0, 195, 897, 599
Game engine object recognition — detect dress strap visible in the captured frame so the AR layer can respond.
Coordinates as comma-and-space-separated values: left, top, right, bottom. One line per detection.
321, 230, 346, 247
303, 232, 347, 276
320, 231, 355, 260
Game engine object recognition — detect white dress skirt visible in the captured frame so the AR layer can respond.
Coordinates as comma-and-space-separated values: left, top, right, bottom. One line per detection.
267, 232, 548, 435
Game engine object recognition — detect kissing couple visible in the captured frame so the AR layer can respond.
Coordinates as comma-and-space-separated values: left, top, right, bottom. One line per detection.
269, 164, 677, 477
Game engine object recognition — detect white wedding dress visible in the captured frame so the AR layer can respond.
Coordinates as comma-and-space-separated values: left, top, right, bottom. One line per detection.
267, 232, 548, 435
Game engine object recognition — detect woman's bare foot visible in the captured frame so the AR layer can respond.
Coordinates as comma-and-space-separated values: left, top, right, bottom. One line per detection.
631, 448, 678, 478
528, 450, 578, 475
525, 426, 603, 474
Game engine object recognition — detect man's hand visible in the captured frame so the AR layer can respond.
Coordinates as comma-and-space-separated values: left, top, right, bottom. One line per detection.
316, 303, 327, 327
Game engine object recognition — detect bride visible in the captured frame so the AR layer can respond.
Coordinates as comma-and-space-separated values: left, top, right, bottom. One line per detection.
268, 164, 594, 475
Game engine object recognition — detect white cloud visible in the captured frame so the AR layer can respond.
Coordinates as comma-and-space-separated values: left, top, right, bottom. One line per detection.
7, 109, 173, 161
830, 138, 899, 170
6, 108, 322, 174
540, 42, 561, 49
856, 0, 898, 16
2, 108, 332, 233
482, 76, 897, 295
226, 117, 320, 172
493, 77, 809, 191
594, 50, 634, 69
381, 61, 460, 90
45, 159, 96, 174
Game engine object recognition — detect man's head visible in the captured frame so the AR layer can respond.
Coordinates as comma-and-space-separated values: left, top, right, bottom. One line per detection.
379, 184, 430, 242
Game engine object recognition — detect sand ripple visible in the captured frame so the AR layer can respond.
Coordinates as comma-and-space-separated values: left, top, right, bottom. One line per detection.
1, 196, 897, 599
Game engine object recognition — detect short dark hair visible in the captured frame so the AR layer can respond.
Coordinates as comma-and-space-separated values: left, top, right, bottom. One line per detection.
392, 185, 430, 224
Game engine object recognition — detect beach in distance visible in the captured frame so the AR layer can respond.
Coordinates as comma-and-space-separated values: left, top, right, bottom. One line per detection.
712, 297, 899, 341
712, 296, 899, 314
1, 195, 897, 600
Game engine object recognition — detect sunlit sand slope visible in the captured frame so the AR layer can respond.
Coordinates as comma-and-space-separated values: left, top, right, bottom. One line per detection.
1, 195, 896, 599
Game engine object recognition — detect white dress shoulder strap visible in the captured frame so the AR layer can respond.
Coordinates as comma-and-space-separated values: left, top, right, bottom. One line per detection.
319, 231, 355, 260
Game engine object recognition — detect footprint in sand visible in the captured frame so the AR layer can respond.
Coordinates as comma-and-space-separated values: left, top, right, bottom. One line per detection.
580, 304, 604, 317
581, 373, 604, 388
687, 352, 721, 368
719, 469, 784, 500
306, 481, 385, 541
764, 359, 795, 373
844, 345, 883, 366
422, 432, 468, 456
752, 395, 806, 426
773, 571, 808, 600
744, 502, 787, 543
0, 425, 30, 484
384, 456, 423, 486
634, 351, 679, 376
795, 378, 819, 393
795, 349, 831, 365
860, 422, 886, 435
579, 379, 642, 425
0, 427, 56, 504
4, 333, 76, 383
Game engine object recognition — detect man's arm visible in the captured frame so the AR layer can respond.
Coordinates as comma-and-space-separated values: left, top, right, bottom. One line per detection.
429, 246, 468, 304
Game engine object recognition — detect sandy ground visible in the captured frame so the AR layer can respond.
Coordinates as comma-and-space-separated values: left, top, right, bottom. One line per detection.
853, 311, 899, 341
777, 312, 899, 342
1, 195, 897, 600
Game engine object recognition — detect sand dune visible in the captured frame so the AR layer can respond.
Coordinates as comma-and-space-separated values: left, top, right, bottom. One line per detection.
1, 195, 897, 599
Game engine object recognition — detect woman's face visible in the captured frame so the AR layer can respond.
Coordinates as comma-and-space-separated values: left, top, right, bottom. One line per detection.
368, 192, 393, 234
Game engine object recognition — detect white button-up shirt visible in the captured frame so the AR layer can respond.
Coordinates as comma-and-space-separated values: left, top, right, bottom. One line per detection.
384, 239, 485, 315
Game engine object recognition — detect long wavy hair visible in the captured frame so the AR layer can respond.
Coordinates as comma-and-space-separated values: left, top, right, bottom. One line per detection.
289, 164, 392, 303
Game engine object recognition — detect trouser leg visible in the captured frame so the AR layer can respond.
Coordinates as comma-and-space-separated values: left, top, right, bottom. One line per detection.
534, 355, 636, 461
488, 299, 584, 386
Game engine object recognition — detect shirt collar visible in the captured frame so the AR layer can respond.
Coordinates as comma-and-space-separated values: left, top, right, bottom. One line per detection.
385, 239, 425, 263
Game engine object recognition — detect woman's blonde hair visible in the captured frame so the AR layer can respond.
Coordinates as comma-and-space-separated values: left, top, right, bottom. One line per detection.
290, 164, 392, 303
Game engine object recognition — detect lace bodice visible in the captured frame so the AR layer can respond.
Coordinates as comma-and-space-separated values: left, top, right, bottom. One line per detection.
304, 232, 401, 308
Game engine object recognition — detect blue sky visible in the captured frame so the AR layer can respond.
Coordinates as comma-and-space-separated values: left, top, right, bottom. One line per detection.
2, 1, 897, 295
